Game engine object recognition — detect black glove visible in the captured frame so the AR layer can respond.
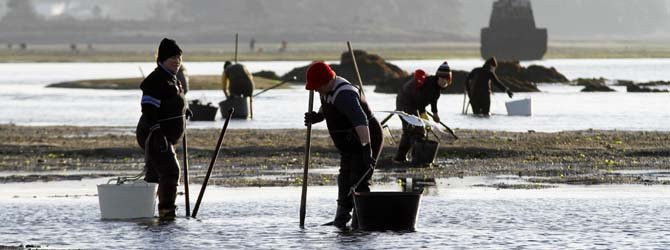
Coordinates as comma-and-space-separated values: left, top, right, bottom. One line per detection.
149, 125, 169, 153
432, 114, 441, 123
304, 111, 325, 126
185, 108, 193, 120
361, 143, 376, 170
506, 90, 514, 98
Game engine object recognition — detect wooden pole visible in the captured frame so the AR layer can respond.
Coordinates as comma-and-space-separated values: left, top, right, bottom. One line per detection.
252, 79, 291, 98
462, 90, 468, 115
380, 113, 395, 125
346, 41, 365, 97
139, 66, 145, 79
426, 111, 458, 140
249, 96, 253, 119
191, 108, 235, 218
182, 130, 191, 217
234, 33, 239, 63
299, 90, 314, 228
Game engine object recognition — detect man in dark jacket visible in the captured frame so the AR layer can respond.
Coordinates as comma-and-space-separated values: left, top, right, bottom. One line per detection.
393, 61, 453, 163
135, 38, 188, 220
465, 57, 514, 116
303, 61, 384, 229
222, 61, 254, 98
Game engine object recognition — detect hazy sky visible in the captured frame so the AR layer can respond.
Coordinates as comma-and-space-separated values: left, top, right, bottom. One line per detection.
2, 0, 670, 42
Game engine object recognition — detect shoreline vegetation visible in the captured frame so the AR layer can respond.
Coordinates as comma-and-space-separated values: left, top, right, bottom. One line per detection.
48, 75, 285, 90
1, 125, 668, 187
4, 41, 670, 63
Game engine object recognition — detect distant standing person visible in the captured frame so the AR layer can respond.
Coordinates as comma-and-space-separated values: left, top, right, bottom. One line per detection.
303, 62, 384, 229
249, 38, 255, 52
465, 57, 514, 116
135, 38, 190, 220
393, 61, 453, 163
279, 40, 287, 52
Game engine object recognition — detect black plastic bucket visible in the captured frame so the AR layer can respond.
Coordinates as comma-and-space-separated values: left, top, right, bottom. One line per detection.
411, 139, 439, 165
189, 103, 218, 121
219, 96, 249, 119
353, 191, 422, 231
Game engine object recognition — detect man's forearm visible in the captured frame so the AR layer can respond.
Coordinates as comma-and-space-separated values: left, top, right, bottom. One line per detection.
354, 125, 371, 146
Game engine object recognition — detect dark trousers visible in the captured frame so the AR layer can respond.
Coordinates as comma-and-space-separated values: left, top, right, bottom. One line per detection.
144, 143, 180, 211
393, 110, 427, 161
336, 118, 384, 210
470, 95, 491, 115
136, 119, 181, 211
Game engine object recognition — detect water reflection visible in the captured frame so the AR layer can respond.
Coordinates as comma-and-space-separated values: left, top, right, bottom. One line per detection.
2, 178, 670, 248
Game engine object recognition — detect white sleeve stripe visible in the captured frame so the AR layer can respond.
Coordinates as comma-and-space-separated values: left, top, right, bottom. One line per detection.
326, 85, 358, 104
141, 95, 161, 107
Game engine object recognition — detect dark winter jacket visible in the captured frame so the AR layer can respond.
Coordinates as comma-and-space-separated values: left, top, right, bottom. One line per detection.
321, 77, 378, 153
224, 64, 254, 97
466, 66, 509, 99
138, 66, 187, 145
395, 75, 442, 115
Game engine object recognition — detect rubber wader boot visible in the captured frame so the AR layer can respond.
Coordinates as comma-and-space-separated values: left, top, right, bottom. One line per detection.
393, 135, 411, 163
333, 205, 352, 229
158, 185, 177, 220
159, 209, 176, 221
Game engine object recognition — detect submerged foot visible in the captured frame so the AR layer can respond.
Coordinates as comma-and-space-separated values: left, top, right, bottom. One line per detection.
158, 209, 176, 221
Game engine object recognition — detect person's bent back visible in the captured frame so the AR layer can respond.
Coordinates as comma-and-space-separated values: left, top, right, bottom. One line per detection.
222, 63, 254, 98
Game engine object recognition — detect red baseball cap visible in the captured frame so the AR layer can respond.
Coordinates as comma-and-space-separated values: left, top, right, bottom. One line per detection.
305, 61, 335, 90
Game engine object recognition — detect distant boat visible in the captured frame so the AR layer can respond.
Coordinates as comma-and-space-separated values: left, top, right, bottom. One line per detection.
481, 0, 547, 61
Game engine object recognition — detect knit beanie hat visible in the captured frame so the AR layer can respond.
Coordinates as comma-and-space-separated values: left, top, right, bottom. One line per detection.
157, 38, 182, 63
305, 61, 335, 90
435, 61, 451, 77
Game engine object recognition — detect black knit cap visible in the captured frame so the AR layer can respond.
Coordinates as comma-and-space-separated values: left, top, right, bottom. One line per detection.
157, 38, 182, 63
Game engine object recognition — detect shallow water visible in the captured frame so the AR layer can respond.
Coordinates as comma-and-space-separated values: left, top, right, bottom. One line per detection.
2, 177, 670, 249
1, 59, 669, 131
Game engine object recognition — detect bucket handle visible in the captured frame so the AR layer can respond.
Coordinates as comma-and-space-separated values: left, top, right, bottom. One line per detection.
106, 171, 146, 185
348, 165, 374, 196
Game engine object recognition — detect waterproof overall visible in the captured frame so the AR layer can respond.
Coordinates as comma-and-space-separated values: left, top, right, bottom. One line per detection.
466, 67, 508, 115
394, 76, 442, 162
321, 78, 383, 224
135, 66, 186, 215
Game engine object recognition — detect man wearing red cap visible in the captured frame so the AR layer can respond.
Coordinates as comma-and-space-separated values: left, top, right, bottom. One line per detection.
304, 61, 384, 229
393, 61, 453, 163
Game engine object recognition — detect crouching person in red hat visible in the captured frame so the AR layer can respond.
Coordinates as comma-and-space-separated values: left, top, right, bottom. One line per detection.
393, 61, 453, 163
303, 61, 384, 229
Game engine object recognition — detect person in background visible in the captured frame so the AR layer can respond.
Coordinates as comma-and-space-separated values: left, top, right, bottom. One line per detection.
465, 57, 514, 116
393, 61, 453, 163
222, 61, 255, 99
249, 38, 255, 52
135, 38, 191, 220
303, 61, 384, 229
177, 65, 189, 94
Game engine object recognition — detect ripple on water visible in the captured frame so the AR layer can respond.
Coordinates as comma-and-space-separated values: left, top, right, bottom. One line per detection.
2, 183, 670, 248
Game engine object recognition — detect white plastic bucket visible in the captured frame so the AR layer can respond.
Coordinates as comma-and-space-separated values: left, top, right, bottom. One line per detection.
97, 181, 158, 219
505, 98, 532, 116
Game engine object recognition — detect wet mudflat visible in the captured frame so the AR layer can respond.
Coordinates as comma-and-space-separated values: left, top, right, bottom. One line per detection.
1, 125, 669, 186
1, 177, 670, 249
